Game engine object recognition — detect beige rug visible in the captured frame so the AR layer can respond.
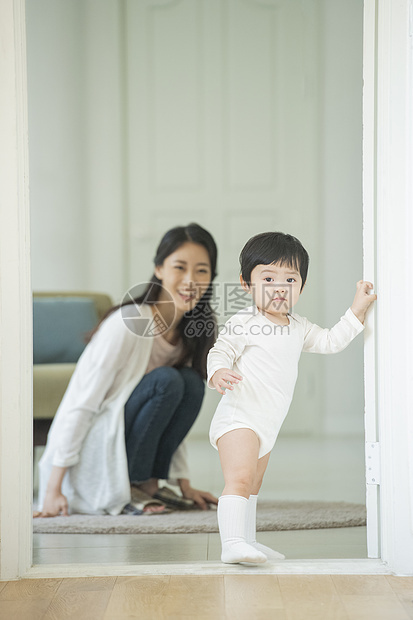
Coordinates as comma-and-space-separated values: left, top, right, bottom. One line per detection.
33, 500, 366, 535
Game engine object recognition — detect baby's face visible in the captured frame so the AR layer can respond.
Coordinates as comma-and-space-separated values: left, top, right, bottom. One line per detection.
241, 262, 303, 318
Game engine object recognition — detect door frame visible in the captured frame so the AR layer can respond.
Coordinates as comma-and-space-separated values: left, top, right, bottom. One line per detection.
1, 0, 412, 579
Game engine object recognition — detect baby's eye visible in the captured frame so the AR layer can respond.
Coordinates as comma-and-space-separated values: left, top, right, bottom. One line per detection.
286, 278, 296, 283
175, 266, 184, 270
264, 277, 274, 282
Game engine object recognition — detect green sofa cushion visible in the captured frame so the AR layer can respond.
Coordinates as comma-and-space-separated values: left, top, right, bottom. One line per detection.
33, 297, 98, 364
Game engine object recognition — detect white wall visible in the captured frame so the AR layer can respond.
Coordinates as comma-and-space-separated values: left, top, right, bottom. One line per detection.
82, 0, 126, 299
26, 1, 89, 291
26, 0, 126, 300
26, 0, 364, 437
320, 0, 364, 436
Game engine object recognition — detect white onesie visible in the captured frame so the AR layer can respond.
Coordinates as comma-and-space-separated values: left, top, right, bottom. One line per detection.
207, 305, 364, 458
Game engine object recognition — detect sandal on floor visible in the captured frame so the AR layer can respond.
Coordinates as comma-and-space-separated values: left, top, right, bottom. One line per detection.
122, 503, 144, 515
128, 487, 173, 515
153, 486, 195, 510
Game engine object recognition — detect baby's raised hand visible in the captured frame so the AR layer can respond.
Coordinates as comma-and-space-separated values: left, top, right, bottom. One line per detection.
211, 368, 243, 395
351, 280, 377, 324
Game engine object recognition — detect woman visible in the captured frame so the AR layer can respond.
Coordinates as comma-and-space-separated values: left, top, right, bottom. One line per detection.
35, 223, 219, 517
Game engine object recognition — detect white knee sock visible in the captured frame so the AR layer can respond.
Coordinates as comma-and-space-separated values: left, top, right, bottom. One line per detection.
246, 495, 285, 560
217, 495, 267, 564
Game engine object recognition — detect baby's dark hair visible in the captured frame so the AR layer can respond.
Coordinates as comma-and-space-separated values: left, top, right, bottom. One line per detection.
239, 232, 309, 292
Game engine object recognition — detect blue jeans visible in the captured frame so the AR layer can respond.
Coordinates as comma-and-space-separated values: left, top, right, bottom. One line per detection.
124, 366, 205, 483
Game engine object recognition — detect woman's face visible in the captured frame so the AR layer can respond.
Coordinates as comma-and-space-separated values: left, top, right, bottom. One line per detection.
154, 242, 212, 314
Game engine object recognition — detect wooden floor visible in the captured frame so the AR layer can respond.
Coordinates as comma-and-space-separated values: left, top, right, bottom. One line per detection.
21, 437, 403, 618
1, 575, 413, 619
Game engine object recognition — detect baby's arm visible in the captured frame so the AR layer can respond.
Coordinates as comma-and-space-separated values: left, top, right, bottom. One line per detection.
303, 280, 376, 354
207, 317, 246, 395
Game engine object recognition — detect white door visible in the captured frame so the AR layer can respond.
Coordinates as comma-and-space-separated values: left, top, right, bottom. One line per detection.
125, 0, 324, 438
125, 0, 379, 554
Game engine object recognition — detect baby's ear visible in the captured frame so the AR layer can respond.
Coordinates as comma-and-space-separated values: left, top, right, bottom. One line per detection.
240, 274, 250, 293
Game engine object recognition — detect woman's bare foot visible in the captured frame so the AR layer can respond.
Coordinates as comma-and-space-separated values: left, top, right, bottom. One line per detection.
131, 480, 166, 514
143, 504, 166, 514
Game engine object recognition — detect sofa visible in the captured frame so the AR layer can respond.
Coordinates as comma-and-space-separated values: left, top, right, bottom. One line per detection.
33, 291, 113, 445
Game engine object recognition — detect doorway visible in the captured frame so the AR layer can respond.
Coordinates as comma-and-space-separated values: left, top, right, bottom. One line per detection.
4, 0, 413, 580
27, 0, 367, 567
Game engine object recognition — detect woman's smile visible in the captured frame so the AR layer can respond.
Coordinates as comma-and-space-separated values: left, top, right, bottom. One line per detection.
177, 290, 197, 302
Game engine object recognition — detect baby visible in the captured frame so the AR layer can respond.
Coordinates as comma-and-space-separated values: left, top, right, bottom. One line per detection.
207, 232, 376, 564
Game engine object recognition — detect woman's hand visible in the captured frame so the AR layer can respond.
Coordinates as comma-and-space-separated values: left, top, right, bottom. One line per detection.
211, 368, 242, 395
33, 465, 69, 518
181, 486, 218, 511
351, 280, 377, 324
33, 490, 69, 518
178, 478, 218, 510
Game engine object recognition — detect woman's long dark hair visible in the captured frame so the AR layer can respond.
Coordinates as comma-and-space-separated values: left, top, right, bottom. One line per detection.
87, 223, 218, 380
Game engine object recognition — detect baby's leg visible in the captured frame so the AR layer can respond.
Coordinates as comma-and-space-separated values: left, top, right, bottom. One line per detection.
216, 429, 266, 564
246, 453, 285, 560
218, 428, 261, 498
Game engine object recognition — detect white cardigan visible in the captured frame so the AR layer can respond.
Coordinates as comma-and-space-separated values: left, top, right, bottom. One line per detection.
38, 303, 190, 515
